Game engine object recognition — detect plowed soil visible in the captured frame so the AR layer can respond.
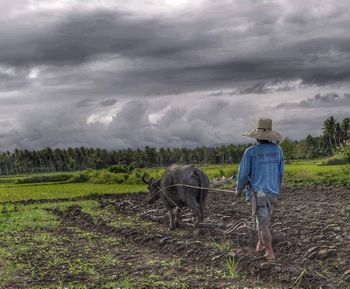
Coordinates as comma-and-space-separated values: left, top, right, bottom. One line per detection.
3, 186, 349, 289
57, 186, 350, 288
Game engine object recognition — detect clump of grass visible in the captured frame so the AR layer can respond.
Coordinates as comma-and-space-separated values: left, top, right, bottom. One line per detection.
207, 166, 238, 179
121, 275, 131, 289
125, 169, 146, 185
226, 256, 239, 279
88, 170, 128, 184
344, 206, 350, 222
323, 144, 350, 165
68, 172, 90, 183
291, 268, 307, 289
212, 239, 233, 251
16, 173, 73, 184
108, 164, 135, 174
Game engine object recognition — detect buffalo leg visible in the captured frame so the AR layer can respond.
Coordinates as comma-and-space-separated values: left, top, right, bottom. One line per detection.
174, 207, 180, 228
193, 204, 203, 228
168, 208, 175, 230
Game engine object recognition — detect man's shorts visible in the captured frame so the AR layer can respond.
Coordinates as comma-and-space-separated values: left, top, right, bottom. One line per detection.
255, 191, 278, 231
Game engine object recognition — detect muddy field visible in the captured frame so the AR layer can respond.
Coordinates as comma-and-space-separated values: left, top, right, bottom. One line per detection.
2, 186, 350, 289
94, 186, 350, 288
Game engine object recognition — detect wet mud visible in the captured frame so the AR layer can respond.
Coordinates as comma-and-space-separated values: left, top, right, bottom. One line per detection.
54, 186, 350, 288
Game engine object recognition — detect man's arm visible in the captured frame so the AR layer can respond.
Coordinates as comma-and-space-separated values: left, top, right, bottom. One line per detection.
279, 147, 284, 191
236, 148, 251, 195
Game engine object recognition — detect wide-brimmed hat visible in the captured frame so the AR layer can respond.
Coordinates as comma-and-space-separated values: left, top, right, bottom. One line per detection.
243, 118, 282, 143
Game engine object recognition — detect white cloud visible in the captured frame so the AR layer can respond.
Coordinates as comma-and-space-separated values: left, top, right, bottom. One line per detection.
148, 105, 171, 125
0, 65, 16, 76
28, 67, 40, 79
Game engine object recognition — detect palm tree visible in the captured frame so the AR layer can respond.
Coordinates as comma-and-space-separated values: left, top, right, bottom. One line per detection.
322, 116, 337, 153
335, 122, 342, 146
341, 117, 350, 142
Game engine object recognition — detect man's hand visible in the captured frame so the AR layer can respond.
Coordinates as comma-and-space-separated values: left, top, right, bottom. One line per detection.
234, 190, 242, 198
232, 190, 241, 206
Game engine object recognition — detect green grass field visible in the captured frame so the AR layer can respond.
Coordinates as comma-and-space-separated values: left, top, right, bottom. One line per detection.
0, 160, 349, 203
0, 200, 131, 288
284, 160, 350, 186
0, 161, 349, 288
0, 183, 146, 203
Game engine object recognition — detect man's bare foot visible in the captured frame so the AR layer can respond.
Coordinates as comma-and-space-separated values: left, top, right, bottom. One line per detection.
264, 252, 276, 260
256, 241, 265, 252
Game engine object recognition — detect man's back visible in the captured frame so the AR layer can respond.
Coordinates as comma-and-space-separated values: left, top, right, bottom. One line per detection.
237, 143, 284, 194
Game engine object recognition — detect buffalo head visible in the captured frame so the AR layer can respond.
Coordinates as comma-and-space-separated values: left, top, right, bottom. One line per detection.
142, 173, 161, 204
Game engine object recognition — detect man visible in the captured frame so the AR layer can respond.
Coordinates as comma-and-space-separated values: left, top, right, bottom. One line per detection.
236, 118, 284, 260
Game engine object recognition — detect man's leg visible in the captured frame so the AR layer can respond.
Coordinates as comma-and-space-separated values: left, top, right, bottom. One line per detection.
260, 226, 275, 259
252, 192, 265, 252
256, 230, 265, 252
256, 192, 276, 259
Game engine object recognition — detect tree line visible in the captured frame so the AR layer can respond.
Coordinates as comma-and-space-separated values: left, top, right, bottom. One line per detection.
280, 116, 349, 160
0, 145, 249, 175
0, 116, 348, 175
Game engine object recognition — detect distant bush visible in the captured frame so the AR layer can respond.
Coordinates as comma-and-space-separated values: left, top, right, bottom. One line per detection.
323, 158, 348, 165
323, 144, 350, 165
68, 172, 90, 183
16, 174, 72, 184
89, 170, 129, 184
211, 168, 237, 179
125, 169, 145, 185
108, 164, 135, 174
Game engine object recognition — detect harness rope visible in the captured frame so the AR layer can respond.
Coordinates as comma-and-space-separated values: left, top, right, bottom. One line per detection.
146, 183, 237, 206
158, 183, 237, 194
147, 183, 237, 209
146, 183, 255, 232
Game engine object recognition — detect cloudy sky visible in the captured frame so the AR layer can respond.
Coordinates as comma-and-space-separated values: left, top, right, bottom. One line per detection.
1, 0, 350, 151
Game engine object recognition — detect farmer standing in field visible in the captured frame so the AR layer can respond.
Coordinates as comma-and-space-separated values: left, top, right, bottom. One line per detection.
236, 118, 284, 260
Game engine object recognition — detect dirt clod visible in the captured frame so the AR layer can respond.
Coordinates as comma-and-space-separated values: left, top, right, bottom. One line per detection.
40, 185, 350, 288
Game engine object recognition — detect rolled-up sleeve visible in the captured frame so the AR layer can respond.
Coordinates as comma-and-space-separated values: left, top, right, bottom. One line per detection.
236, 148, 251, 193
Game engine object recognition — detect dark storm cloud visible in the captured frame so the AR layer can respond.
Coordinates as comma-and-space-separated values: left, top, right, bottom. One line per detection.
75, 99, 93, 108
277, 115, 328, 139
2, 1, 350, 150
0, 119, 12, 127
276, 93, 350, 109
0, 9, 213, 67
2, 103, 106, 150
107, 99, 256, 147
0, 68, 30, 92
208, 91, 223, 96
2, 2, 350, 98
230, 79, 303, 95
0, 97, 256, 150
1, 3, 350, 89
100, 99, 117, 107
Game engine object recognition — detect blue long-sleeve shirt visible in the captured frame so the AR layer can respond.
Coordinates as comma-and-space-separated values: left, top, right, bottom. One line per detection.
236, 143, 284, 195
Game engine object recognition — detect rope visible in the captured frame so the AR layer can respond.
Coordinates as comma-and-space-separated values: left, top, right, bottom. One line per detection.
144, 183, 237, 206
155, 184, 180, 208
145, 183, 237, 215
147, 183, 237, 209
161, 183, 237, 194
144, 183, 257, 234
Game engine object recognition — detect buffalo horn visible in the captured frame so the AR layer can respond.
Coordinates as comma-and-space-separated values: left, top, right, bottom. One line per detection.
142, 172, 150, 184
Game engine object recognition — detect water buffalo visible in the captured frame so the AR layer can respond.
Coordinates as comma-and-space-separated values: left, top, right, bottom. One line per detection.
142, 164, 209, 231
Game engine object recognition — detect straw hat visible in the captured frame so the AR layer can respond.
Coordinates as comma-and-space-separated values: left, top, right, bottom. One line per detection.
243, 118, 282, 143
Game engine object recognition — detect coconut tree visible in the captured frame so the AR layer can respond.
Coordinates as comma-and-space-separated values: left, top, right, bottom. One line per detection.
322, 116, 337, 153
341, 117, 350, 142
335, 122, 343, 146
